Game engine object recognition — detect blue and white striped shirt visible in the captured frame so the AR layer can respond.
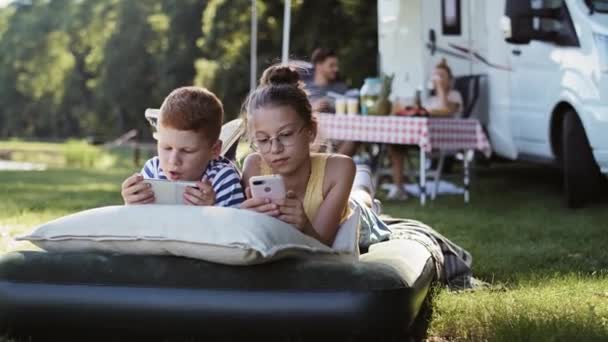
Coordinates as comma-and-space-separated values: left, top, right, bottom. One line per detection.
141, 156, 245, 208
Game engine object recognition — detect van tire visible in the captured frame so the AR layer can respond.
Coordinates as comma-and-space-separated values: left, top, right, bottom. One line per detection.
562, 111, 602, 208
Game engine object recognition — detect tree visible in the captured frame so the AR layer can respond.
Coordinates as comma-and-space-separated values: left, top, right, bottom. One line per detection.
0, 0, 378, 139
93, 0, 165, 138
195, 0, 378, 119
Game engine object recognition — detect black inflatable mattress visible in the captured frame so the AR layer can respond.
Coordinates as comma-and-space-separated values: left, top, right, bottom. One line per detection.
0, 239, 436, 340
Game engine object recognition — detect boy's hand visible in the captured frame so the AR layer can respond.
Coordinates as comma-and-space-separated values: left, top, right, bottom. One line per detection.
121, 173, 155, 205
274, 191, 312, 232
239, 187, 280, 216
183, 178, 215, 206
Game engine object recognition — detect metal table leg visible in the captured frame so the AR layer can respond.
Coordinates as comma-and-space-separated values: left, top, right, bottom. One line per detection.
464, 149, 471, 203
419, 147, 426, 205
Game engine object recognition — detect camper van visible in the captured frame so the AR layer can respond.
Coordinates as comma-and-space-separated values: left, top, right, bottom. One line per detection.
378, 0, 608, 207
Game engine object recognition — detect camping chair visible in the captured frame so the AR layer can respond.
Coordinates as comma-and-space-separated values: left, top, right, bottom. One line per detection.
453, 74, 485, 119
144, 108, 246, 161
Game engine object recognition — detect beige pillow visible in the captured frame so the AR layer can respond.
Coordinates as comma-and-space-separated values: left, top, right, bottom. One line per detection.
17, 205, 358, 265
331, 201, 361, 258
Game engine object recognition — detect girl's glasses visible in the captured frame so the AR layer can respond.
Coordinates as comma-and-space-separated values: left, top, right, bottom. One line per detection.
250, 125, 307, 153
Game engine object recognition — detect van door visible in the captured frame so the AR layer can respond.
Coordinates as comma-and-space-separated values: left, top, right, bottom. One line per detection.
483, 0, 520, 159
421, 0, 473, 78
507, 0, 564, 158
378, 0, 425, 98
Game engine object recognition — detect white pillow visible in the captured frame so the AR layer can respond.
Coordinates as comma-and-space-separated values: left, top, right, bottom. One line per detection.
331, 201, 361, 258
17, 205, 357, 265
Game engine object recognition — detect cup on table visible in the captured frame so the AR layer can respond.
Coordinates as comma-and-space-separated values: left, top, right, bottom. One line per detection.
347, 98, 359, 115
335, 97, 346, 115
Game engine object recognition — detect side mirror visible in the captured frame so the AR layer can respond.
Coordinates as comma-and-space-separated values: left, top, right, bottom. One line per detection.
503, 0, 562, 45
504, 1, 533, 44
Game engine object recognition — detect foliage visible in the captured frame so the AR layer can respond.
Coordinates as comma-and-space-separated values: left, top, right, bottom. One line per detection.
0, 0, 378, 138
196, 0, 378, 117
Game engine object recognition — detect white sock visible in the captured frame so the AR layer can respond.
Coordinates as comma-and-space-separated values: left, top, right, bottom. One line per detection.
351, 165, 375, 199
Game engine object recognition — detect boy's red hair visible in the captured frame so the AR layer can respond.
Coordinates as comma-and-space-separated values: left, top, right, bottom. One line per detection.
159, 86, 223, 142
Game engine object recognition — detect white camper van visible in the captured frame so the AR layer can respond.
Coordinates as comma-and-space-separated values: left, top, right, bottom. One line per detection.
378, 0, 608, 207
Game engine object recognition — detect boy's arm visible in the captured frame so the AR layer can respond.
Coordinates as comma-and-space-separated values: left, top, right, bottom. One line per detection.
212, 165, 245, 208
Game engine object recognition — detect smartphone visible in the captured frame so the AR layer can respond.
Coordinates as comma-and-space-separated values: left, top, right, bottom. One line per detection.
142, 179, 198, 205
249, 175, 286, 201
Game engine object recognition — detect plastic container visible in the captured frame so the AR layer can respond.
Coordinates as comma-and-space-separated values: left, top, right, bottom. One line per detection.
360, 78, 382, 115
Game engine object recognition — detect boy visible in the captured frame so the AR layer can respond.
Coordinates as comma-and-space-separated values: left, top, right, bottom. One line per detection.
121, 86, 244, 207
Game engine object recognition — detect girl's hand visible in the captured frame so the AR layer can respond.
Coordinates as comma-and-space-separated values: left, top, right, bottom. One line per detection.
183, 178, 215, 206
121, 173, 155, 205
239, 187, 281, 216
275, 191, 313, 232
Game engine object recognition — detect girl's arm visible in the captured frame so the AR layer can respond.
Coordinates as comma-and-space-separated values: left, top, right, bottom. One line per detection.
310, 154, 356, 246
431, 87, 461, 116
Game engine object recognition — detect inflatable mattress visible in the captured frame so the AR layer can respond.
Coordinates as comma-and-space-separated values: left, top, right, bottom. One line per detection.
0, 239, 436, 340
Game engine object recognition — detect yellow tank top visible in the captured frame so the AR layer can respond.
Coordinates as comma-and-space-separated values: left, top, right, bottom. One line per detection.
260, 153, 351, 223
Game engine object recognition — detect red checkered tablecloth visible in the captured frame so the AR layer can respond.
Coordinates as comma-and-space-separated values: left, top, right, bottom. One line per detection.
317, 113, 492, 156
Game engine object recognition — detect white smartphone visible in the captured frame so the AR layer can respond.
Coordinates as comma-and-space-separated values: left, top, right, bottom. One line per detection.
249, 175, 286, 201
142, 179, 198, 205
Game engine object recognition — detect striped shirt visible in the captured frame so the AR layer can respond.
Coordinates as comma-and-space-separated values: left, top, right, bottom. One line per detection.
141, 156, 245, 208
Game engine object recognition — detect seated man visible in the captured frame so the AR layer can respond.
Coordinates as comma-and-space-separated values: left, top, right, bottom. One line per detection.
387, 59, 463, 200
305, 48, 358, 156
304, 48, 348, 113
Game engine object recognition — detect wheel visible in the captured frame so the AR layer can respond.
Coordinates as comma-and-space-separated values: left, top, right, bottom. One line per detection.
562, 110, 602, 208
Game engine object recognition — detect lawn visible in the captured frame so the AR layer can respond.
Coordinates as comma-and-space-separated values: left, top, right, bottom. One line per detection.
0, 143, 607, 341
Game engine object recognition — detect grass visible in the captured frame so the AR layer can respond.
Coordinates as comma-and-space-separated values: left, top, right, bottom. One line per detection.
1, 142, 607, 341
378, 162, 608, 341
0, 139, 148, 169
0, 168, 131, 253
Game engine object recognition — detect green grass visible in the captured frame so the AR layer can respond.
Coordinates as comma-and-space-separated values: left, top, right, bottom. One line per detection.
378, 162, 608, 341
0, 168, 131, 252
0, 139, 149, 169
1, 145, 607, 340
0, 138, 67, 152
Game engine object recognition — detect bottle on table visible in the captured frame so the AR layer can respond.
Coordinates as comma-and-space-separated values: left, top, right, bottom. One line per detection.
360, 77, 381, 115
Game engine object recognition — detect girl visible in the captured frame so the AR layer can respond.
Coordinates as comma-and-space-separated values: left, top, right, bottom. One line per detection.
387, 58, 463, 200
240, 64, 474, 289
239, 65, 368, 246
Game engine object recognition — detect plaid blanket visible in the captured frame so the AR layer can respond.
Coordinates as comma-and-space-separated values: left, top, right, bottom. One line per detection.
351, 194, 474, 290
382, 216, 474, 290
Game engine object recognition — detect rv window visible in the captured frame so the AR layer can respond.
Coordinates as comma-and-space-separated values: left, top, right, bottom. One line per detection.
533, 0, 562, 7
586, 0, 608, 13
585, 0, 608, 13
533, 0, 579, 46
442, 0, 461, 35
504, 0, 579, 46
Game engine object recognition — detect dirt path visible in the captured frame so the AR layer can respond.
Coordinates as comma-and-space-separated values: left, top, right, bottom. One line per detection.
0, 160, 46, 171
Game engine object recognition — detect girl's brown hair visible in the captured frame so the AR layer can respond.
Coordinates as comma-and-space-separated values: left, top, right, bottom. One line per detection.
242, 64, 332, 152
243, 64, 314, 126
436, 58, 453, 80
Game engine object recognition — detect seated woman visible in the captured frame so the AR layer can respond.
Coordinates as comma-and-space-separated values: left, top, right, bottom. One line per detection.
387, 58, 463, 200
240, 63, 473, 289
